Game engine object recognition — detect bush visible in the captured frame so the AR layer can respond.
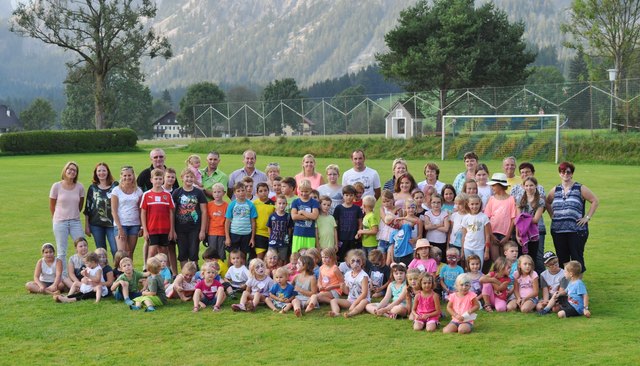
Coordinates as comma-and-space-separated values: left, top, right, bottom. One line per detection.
0, 128, 138, 154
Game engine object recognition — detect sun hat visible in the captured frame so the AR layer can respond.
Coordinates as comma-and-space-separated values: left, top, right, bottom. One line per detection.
415, 239, 431, 250
487, 172, 509, 187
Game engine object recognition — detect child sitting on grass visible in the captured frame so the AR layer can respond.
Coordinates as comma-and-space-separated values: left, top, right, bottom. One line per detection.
55, 252, 107, 303
193, 261, 225, 312
111, 257, 144, 306
130, 257, 167, 312
26, 243, 64, 295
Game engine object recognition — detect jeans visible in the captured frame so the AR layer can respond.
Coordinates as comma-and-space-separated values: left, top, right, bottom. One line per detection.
90, 225, 117, 258
52, 219, 83, 272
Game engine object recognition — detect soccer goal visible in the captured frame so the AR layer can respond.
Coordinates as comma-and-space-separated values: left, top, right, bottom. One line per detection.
441, 114, 561, 163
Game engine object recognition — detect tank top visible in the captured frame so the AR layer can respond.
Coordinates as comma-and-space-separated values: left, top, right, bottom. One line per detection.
319, 264, 342, 295
551, 183, 586, 233
294, 275, 312, 301
389, 281, 406, 305
40, 258, 59, 283
376, 207, 395, 241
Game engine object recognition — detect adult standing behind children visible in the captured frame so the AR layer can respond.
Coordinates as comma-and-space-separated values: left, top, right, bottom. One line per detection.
83, 162, 118, 257
453, 151, 478, 194
502, 156, 521, 194
546, 162, 598, 273
201, 151, 228, 201
137, 148, 179, 192
294, 154, 326, 195
228, 150, 268, 199
342, 149, 381, 200
50, 161, 85, 272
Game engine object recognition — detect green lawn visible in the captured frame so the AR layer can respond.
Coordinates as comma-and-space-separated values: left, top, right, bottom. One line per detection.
0, 149, 638, 365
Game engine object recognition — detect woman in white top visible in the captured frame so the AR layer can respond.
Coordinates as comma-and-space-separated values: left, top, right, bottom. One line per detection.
49, 161, 85, 270
111, 166, 143, 258
317, 164, 343, 215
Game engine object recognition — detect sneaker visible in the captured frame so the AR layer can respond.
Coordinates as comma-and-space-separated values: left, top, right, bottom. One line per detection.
145, 306, 156, 312
129, 305, 141, 311
124, 298, 134, 306
213, 305, 221, 312
231, 303, 246, 312
537, 307, 551, 316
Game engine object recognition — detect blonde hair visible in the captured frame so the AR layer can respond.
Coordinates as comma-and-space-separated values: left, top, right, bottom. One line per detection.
181, 261, 198, 274
94, 247, 109, 266
406, 268, 421, 282
517, 255, 534, 275
211, 182, 225, 192
298, 179, 312, 191
564, 260, 582, 276
347, 249, 366, 266
454, 273, 471, 291
274, 266, 289, 278
180, 167, 195, 179
119, 257, 133, 268
202, 260, 220, 273
326, 164, 339, 175
320, 247, 337, 263
186, 154, 201, 166
248, 258, 266, 277
362, 195, 376, 209
154, 253, 168, 262
146, 257, 161, 275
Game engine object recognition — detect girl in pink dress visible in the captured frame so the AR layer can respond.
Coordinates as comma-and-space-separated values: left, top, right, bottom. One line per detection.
412, 273, 441, 332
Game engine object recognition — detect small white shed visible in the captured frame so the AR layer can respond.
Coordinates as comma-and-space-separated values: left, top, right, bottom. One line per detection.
385, 100, 424, 139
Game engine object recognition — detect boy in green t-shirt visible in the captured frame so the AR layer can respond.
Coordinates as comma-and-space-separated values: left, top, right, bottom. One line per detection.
110, 257, 145, 306
356, 195, 379, 257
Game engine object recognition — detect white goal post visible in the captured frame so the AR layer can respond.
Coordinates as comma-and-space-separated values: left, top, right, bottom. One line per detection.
441, 114, 561, 163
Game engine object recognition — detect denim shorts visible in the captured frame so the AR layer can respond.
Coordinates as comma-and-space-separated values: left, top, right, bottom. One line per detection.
114, 225, 141, 237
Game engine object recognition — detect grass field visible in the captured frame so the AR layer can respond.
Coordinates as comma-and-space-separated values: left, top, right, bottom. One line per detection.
0, 148, 638, 365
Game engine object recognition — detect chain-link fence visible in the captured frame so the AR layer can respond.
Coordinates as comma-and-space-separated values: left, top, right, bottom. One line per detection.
191, 79, 640, 138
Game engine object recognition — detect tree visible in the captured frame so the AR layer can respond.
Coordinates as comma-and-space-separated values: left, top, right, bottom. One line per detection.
227, 86, 258, 103
20, 98, 56, 130
376, 0, 535, 129
262, 78, 303, 134
562, 0, 640, 81
62, 67, 154, 137
10, 0, 171, 130
178, 82, 226, 135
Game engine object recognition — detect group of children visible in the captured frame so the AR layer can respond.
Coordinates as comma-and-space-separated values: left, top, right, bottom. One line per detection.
28, 156, 591, 332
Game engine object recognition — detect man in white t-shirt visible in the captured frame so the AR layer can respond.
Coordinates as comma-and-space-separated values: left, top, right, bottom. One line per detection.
341, 149, 381, 200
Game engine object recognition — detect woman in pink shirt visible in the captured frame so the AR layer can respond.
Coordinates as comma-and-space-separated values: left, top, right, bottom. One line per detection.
294, 154, 325, 194
484, 173, 516, 262
49, 161, 85, 270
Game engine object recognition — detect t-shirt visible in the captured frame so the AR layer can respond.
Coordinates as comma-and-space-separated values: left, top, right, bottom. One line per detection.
111, 186, 143, 226
366, 263, 390, 289
140, 190, 175, 234
440, 265, 464, 292
246, 276, 275, 297
539, 269, 567, 296
361, 212, 379, 248
50, 182, 85, 222
200, 168, 229, 198
269, 282, 297, 301
115, 270, 144, 293
484, 196, 516, 236
291, 198, 320, 238
224, 265, 250, 288
195, 278, 223, 300
317, 184, 343, 215
514, 271, 539, 299
449, 291, 477, 324
172, 187, 207, 232
84, 183, 118, 227
342, 166, 381, 198
461, 213, 490, 251
449, 211, 465, 246
345, 269, 370, 302
225, 199, 258, 235
207, 201, 228, 236
488, 271, 512, 300
425, 210, 449, 244
333, 204, 363, 241
316, 214, 337, 249
147, 274, 167, 304
408, 258, 437, 273
253, 198, 275, 238
566, 279, 588, 314
391, 224, 413, 258
267, 211, 292, 248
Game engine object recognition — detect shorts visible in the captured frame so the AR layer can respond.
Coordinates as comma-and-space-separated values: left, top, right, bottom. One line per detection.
200, 296, 217, 306
148, 234, 169, 246
414, 319, 439, 328
42, 281, 54, 288
292, 236, 315, 253
114, 225, 141, 237
133, 295, 163, 307
297, 298, 319, 309
207, 235, 226, 260
254, 235, 269, 252
114, 289, 142, 301
559, 297, 581, 317
229, 233, 252, 255
272, 300, 288, 310
378, 240, 391, 253
449, 320, 474, 330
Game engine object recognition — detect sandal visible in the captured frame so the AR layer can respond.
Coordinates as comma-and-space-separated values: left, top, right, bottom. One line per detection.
212, 305, 221, 312
193, 306, 200, 313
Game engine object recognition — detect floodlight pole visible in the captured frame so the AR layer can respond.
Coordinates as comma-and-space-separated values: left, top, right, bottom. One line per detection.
608, 68, 618, 131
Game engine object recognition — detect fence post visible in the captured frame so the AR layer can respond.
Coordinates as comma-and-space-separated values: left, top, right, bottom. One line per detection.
322, 98, 326, 136
244, 105, 248, 136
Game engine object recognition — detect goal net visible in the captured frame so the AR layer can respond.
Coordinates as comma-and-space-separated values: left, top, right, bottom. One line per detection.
441, 114, 561, 163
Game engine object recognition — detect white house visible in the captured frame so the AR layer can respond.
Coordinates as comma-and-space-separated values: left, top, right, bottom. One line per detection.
152, 111, 189, 139
385, 100, 424, 139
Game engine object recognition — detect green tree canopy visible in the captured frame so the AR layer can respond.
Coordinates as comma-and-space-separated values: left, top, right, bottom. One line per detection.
178, 82, 226, 133
376, 0, 535, 127
10, 0, 171, 130
262, 78, 303, 134
20, 98, 56, 130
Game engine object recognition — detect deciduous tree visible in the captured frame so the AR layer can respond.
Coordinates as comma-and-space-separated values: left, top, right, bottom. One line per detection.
20, 98, 56, 130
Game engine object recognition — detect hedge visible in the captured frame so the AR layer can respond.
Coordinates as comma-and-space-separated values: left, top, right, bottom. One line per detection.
0, 128, 138, 154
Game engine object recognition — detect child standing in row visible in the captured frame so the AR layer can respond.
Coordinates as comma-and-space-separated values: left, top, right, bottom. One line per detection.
141, 169, 176, 259
291, 179, 320, 253
253, 182, 275, 260
423, 194, 450, 257
267, 195, 292, 264
485, 173, 516, 262
461, 194, 491, 267
356, 195, 379, 256
225, 182, 257, 260
376, 190, 398, 255
206, 183, 228, 260
316, 195, 338, 251
448, 194, 468, 253
333, 185, 363, 261
27, 243, 64, 295
412, 273, 441, 332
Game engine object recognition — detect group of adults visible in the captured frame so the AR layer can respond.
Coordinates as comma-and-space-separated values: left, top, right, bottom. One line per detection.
49, 148, 598, 275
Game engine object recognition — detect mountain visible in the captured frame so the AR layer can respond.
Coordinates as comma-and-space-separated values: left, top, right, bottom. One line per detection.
2, 0, 573, 103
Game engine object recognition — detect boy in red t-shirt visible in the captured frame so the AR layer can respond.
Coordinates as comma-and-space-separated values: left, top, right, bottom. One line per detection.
141, 168, 176, 258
